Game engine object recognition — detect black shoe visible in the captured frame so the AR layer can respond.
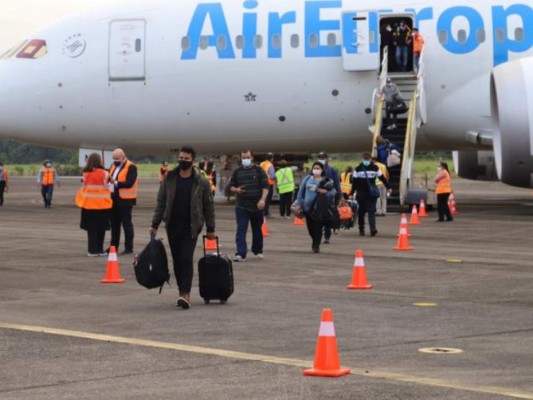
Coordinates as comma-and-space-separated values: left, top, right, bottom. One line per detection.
120, 249, 133, 255
312, 246, 320, 253
323, 238, 330, 244
370, 229, 378, 237
176, 297, 190, 310
359, 231, 365, 236
446, 218, 454, 222
435, 219, 444, 222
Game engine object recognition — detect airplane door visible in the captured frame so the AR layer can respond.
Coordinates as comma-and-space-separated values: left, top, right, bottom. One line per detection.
109, 20, 146, 81
341, 11, 379, 71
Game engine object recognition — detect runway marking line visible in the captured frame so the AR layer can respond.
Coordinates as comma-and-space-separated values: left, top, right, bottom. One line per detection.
1, 322, 533, 399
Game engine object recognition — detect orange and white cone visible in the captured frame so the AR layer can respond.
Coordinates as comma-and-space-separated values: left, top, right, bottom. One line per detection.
294, 216, 305, 226
262, 217, 271, 237
394, 227, 414, 251
100, 246, 125, 284
409, 205, 421, 225
397, 213, 412, 237
418, 199, 428, 217
449, 193, 458, 216
303, 309, 351, 378
347, 250, 373, 290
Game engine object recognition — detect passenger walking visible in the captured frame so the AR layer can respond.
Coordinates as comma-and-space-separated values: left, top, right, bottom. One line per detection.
316, 151, 343, 244
434, 161, 454, 222
159, 161, 169, 183
373, 157, 390, 216
382, 78, 401, 129
109, 148, 138, 255
380, 23, 395, 71
340, 166, 353, 200
297, 162, 335, 253
37, 159, 60, 208
275, 159, 295, 218
352, 153, 391, 236
150, 146, 215, 309
230, 150, 269, 261
0, 162, 9, 206
260, 153, 276, 218
412, 28, 425, 74
393, 20, 412, 72
76, 153, 112, 257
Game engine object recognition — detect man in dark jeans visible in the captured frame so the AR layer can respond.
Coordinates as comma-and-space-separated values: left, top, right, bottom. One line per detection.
150, 146, 215, 309
230, 150, 269, 262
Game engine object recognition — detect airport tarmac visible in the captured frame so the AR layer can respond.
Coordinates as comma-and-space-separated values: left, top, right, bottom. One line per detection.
1, 176, 532, 400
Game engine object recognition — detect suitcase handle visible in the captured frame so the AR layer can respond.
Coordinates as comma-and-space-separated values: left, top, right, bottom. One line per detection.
202, 235, 220, 257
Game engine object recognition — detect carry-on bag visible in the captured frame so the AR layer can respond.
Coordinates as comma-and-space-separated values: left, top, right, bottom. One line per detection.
133, 235, 170, 293
198, 236, 234, 304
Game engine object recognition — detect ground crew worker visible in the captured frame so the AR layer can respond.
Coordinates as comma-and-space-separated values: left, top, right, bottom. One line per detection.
159, 161, 169, 183
76, 153, 112, 256
260, 153, 276, 218
340, 166, 353, 200
0, 162, 9, 206
275, 159, 295, 218
37, 160, 60, 208
109, 148, 138, 255
412, 28, 424, 74
434, 161, 454, 222
373, 157, 390, 216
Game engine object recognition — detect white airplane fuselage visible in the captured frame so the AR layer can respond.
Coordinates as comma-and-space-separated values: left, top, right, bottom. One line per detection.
0, 0, 532, 172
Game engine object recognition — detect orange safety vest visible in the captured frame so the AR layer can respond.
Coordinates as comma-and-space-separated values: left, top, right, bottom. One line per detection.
41, 167, 56, 185
109, 160, 138, 200
413, 34, 424, 53
435, 170, 452, 194
75, 169, 112, 210
340, 172, 351, 195
260, 160, 275, 186
208, 171, 216, 192
1, 167, 7, 182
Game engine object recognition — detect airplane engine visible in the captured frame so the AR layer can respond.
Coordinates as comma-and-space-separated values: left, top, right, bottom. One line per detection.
453, 151, 498, 181
491, 57, 533, 188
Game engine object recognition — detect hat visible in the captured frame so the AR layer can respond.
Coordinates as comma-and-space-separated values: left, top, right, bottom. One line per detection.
386, 77, 392, 84
317, 151, 328, 159
362, 152, 372, 159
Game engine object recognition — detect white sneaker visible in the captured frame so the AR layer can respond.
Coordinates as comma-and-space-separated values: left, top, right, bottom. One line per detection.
254, 253, 264, 260
87, 253, 98, 257
233, 255, 246, 262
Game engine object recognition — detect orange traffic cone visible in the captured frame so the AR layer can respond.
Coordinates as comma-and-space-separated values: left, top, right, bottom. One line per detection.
394, 226, 414, 251
205, 237, 218, 251
262, 217, 271, 237
100, 246, 125, 284
418, 199, 428, 217
449, 193, 458, 216
347, 250, 373, 290
409, 205, 421, 225
303, 309, 351, 378
397, 213, 412, 237
294, 216, 305, 226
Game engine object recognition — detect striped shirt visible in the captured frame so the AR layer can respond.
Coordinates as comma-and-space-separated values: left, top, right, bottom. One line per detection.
230, 165, 269, 211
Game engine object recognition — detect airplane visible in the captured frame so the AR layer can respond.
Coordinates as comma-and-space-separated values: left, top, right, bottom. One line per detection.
0, 0, 532, 189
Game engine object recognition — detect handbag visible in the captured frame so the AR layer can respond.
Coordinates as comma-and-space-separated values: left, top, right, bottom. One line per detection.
338, 204, 354, 221
290, 200, 305, 218
387, 149, 401, 167
363, 168, 381, 199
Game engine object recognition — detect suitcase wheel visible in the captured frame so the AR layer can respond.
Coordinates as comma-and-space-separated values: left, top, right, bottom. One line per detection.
220, 299, 227, 304
204, 299, 210, 304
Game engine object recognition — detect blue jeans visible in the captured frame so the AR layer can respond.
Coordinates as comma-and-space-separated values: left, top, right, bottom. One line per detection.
395, 46, 408, 71
235, 207, 263, 258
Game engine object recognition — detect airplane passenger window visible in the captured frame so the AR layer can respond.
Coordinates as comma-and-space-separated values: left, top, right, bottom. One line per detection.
457, 30, 467, 44
16, 39, 47, 59
272, 34, 281, 50
200, 36, 208, 50
327, 33, 336, 47
438, 30, 448, 45
217, 35, 227, 50
236, 35, 244, 50
495, 28, 505, 43
181, 37, 190, 50
309, 34, 318, 48
290, 34, 299, 48
476, 29, 486, 43
254, 35, 263, 49
515, 28, 524, 42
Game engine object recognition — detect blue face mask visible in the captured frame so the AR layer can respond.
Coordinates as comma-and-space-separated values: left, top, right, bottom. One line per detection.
363, 160, 371, 167
242, 159, 252, 168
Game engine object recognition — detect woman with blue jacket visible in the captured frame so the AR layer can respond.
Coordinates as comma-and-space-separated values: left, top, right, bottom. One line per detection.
297, 161, 336, 253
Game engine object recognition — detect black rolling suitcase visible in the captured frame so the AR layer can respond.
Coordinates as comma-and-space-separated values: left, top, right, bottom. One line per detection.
198, 236, 234, 304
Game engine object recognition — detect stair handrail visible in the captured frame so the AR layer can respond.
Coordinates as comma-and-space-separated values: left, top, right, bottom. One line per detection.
416, 46, 427, 125
399, 90, 418, 205
372, 47, 389, 157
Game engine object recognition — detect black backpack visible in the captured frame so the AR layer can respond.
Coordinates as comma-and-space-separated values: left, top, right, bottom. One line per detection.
133, 236, 170, 293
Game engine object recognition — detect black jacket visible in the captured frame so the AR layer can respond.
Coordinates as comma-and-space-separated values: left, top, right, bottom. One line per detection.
352, 163, 389, 198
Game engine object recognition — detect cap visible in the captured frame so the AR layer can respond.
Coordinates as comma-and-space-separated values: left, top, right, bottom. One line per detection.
386, 77, 392, 84
317, 151, 328, 159
362, 152, 372, 159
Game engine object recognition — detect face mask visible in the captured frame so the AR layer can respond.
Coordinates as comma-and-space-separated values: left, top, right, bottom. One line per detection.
312, 169, 322, 177
45, 163, 52, 168
318, 159, 326, 165
363, 160, 371, 167
386, 26, 392, 32
437, 167, 442, 171
113, 160, 121, 167
242, 159, 252, 168
179, 160, 193, 170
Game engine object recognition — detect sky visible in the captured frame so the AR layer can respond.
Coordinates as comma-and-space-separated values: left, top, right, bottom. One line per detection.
0, 0, 123, 53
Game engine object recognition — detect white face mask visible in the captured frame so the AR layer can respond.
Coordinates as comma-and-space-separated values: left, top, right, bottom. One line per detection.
312, 169, 322, 177
317, 159, 326, 166
386, 26, 392, 32
242, 159, 252, 167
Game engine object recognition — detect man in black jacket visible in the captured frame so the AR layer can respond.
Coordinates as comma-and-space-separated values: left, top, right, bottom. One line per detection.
351, 153, 391, 236
150, 146, 215, 309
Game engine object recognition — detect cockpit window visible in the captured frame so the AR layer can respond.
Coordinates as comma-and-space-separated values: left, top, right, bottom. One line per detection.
0, 40, 28, 59
16, 39, 47, 59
